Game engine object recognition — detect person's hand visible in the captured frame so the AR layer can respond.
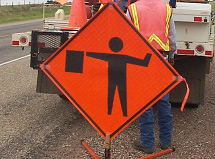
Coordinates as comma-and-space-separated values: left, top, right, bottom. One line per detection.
169, 57, 174, 66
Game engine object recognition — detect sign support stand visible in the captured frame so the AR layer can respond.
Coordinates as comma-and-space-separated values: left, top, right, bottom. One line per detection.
104, 134, 111, 159
81, 134, 112, 159
81, 140, 100, 159
81, 136, 175, 159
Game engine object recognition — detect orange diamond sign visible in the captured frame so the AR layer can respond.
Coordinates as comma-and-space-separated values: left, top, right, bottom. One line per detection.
40, 2, 182, 140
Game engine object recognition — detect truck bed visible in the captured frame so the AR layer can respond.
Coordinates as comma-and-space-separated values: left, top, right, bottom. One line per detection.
173, 2, 211, 42
43, 18, 69, 30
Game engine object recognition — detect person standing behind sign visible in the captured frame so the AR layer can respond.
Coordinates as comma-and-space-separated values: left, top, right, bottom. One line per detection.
113, 0, 128, 12
126, 0, 177, 154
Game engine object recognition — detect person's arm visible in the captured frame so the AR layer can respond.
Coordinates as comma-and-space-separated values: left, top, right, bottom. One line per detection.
168, 15, 177, 59
126, 9, 132, 20
168, 15, 177, 65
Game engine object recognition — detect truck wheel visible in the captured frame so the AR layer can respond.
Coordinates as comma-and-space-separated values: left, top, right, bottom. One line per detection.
59, 94, 68, 100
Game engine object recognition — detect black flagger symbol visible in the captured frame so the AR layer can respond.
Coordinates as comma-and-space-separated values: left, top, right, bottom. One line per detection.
65, 37, 152, 117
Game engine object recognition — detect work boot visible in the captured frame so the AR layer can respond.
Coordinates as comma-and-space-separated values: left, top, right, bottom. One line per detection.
160, 143, 171, 150
132, 140, 154, 154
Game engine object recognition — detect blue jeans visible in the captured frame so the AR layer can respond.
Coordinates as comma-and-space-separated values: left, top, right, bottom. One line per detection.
113, 0, 128, 12
139, 93, 173, 149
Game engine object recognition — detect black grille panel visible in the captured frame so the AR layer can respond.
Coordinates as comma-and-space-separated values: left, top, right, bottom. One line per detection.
30, 30, 69, 69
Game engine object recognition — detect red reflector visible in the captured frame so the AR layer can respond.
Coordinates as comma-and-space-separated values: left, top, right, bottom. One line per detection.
37, 42, 45, 47
20, 37, 27, 43
29, 42, 31, 46
12, 41, 19, 45
194, 17, 202, 22
177, 49, 194, 55
205, 51, 212, 55
196, 45, 204, 53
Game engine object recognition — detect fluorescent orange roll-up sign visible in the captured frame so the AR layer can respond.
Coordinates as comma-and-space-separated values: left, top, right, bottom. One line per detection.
40, 2, 183, 140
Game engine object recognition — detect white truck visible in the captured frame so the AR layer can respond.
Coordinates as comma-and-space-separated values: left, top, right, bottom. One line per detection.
12, 1, 214, 106
169, 1, 214, 106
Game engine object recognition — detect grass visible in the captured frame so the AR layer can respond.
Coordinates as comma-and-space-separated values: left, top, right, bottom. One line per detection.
0, 4, 71, 24
210, 2, 215, 12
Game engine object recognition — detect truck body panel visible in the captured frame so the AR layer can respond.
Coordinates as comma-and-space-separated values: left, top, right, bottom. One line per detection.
170, 56, 207, 105
173, 2, 214, 57
43, 19, 69, 30
169, 2, 214, 106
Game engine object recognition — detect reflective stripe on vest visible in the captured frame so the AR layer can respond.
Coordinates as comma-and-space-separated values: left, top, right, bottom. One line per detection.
131, 4, 140, 30
130, 3, 171, 51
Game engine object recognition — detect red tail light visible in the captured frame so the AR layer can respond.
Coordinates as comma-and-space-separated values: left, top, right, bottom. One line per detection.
177, 49, 194, 55
12, 41, 19, 45
195, 45, 204, 53
194, 17, 202, 22
205, 51, 212, 56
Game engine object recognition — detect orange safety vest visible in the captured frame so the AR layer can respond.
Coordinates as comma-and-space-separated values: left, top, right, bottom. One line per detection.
128, 0, 172, 51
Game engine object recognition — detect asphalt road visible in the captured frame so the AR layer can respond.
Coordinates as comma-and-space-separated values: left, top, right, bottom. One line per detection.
0, 19, 43, 64
0, 20, 215, 158
0, 19, 42, 37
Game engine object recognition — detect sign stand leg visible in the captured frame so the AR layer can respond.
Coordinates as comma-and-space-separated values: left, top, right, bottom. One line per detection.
81, 140, 100, 159
139, 147, 175, 159
104, 134, 111, 159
